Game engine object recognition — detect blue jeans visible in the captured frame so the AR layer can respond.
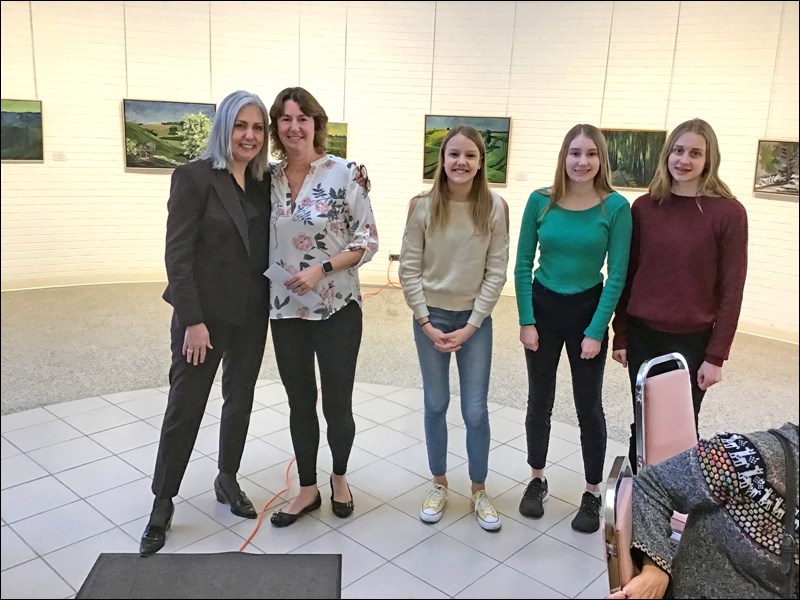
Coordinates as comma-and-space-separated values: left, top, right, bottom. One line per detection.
413, 307, 492, 484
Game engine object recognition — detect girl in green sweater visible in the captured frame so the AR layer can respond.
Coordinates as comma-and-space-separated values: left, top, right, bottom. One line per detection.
514, 124, 632, 533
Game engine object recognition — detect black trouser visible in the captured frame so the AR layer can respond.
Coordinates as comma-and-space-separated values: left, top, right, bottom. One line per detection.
625, 317, 712, 471
524, 279, 608, 486
270, 301, 362, 487
152, 296, 269, 499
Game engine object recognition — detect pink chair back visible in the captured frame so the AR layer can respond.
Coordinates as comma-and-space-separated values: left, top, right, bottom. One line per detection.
604, 457, 639, 592
642, 368, 698, 465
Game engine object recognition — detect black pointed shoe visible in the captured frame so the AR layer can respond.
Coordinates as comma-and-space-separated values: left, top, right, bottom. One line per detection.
214, 475, 257, 519
330, 476, 354, 519
139, 503, 174, 558
270, 491, 322, 527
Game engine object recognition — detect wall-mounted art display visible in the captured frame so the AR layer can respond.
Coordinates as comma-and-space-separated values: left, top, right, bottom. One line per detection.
423, 115, 510, 184
326, 122, 347, 159
753, 139, 798, 198
123, 99, 216, 169
601, 128, 667, 190
1, 99, 44, 161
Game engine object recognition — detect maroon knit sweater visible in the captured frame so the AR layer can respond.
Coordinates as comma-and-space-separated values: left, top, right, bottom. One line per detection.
612, 193, 748, 366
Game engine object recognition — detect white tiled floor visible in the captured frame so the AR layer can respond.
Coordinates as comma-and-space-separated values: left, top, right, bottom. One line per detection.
1, 380, 622, 599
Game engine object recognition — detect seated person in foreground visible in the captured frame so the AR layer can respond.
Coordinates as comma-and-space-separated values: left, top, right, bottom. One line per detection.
607, 422, 798, 599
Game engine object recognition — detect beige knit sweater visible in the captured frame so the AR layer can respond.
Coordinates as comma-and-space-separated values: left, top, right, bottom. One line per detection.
399, 192, 509, 328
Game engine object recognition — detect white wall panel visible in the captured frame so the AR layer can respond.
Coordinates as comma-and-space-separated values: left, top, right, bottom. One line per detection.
343, 0, 435, 282
0, 0, 797, 342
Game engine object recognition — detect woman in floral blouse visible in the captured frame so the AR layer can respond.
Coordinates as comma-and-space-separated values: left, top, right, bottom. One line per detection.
266, 87, 378, 528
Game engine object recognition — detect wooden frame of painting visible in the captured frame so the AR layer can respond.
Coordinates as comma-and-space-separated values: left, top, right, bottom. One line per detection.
326, 122, 347, 159
123, 99, 216, 169
423, 115, 510, 184
1, 99, 44, 162
601, 128, 667, 190
753, 139, 799, 199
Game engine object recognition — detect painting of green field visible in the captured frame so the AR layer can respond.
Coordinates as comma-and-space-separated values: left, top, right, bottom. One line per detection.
423, 115, 510, 184
124, 99, 216, 169
2, 99, 43, 161
602, 129, 666, 189
326, 122, 347, 159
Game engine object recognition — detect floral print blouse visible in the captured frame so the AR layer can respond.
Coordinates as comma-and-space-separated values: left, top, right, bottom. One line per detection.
269, 155, 379, 320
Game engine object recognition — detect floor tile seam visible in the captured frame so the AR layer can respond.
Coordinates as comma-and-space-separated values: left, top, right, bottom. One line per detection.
1, 521, 42, 572
498, 530, 596, 593
2, 411, 85, 453
29, 551, 78, 596
11, 498, 120, 553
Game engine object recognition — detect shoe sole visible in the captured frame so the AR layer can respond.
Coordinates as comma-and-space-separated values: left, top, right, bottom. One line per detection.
477, 519, 502, 531
419, 510, 444, 523
571, 520, 600, 533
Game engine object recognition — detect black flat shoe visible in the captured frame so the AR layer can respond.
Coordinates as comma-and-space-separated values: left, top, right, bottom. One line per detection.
214, 475, 257, 519
270, 491, 322, 527
330, 475, 354, 519
139, 504, 174, 558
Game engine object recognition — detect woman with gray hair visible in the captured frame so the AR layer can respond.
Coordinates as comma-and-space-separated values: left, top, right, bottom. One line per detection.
140, 90, 272, 557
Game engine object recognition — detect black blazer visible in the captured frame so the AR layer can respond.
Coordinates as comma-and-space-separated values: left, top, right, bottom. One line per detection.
162, 158, 271, 328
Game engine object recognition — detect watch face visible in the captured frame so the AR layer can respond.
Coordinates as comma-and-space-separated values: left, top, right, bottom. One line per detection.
323, 260, 333, 273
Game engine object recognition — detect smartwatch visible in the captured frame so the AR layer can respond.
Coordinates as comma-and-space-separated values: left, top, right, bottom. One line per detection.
321, 259, 334, 275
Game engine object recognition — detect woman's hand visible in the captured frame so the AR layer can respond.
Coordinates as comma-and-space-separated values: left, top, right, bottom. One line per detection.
605, 560, 670, 599
183, 323, 213, 366
435, 325, 476, 353
580, 336, 601, 359
697, 361, 722, 390
612, 349, 628, 367
355, 164, 371, 192
286, 264, 324, 295
520, 324, 539, 351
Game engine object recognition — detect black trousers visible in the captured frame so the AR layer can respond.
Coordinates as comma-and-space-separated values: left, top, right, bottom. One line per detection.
524, 279, 608, 486
151, 295, 269, 499
625, 317, 711, 471
270, 301, 362, 487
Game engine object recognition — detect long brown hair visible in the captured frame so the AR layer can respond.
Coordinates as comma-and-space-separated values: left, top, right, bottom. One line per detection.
268, 87, 328, 159
539, 124, 614, 219
428, 125, 493, 235
649, 118, 734, 202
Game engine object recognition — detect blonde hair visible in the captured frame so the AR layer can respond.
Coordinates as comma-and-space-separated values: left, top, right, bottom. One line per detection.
649, 118, 734, 202
428, 125, 493, 235
539, 124, 614, 218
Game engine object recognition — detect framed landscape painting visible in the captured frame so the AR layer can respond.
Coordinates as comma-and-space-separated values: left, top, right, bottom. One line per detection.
1, 99, 43, 161
423, 115, 510, 184
753, 139, 798, 198
123, 99, 216, 169
326, 122, 347, 159
601, 128, 666, 189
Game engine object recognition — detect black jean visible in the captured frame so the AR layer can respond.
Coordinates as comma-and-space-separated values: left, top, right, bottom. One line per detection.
524, 279, 608, 485
625, 317, 711, 471
270, 301, 363, 487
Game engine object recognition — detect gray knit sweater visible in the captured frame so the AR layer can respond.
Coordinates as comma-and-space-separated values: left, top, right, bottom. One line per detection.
632, 422, 799, 599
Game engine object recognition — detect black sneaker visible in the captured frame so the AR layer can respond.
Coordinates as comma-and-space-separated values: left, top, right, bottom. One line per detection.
519, 477, 548, 518
571, 491, 601, 533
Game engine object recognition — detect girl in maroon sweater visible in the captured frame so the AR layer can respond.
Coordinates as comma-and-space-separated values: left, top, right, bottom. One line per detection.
611, 118, 748, 471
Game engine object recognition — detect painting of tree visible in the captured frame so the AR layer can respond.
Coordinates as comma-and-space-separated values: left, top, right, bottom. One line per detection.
754, 140, 798, 198
123, 99, 216, 169
602, 129, 666, 189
